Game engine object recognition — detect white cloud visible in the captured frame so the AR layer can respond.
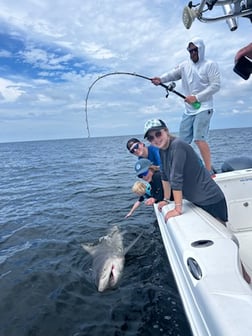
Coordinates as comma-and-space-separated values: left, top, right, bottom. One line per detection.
0, 78, 26, 102
81, 42, 116, 60
0, 50, 12, 57
0, 0, 252, 142
20, 48, 74, 70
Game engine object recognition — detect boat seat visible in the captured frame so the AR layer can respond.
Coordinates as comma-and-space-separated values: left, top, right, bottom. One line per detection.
226, 198, 252, 278
234, 231, 252, 278
227, 198, 252, 232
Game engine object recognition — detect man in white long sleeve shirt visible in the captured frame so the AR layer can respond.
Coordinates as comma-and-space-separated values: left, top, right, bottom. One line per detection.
152, 37, 220, 174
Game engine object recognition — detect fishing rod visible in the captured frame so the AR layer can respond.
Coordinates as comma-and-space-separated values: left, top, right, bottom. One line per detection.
84, 71, 200, 137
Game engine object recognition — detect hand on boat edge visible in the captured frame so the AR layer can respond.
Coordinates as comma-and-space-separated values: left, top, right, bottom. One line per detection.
164, 208, 182, 222
157, 200, 169, 211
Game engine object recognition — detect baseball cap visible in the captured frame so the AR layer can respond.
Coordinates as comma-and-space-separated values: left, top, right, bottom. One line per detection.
135, 158, 152, 176
144, 119, 167, 138
126, 138, 140, 150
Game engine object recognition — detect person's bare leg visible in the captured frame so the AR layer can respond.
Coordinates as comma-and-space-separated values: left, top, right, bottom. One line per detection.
195, 140, 212, 171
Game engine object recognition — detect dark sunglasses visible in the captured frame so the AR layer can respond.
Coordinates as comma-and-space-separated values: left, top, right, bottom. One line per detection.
187, 47, 198, 54
138, 170, 148, 178
147, 130, 163, 142
129, 143, 140, 153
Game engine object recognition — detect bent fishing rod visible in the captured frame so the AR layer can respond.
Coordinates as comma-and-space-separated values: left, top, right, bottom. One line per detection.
84, 71, 199, 137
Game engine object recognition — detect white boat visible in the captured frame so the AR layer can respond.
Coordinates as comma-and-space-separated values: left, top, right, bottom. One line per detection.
154, 163, 252, 336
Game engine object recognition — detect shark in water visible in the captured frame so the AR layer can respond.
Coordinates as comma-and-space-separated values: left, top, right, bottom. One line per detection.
82, 226, 142, 292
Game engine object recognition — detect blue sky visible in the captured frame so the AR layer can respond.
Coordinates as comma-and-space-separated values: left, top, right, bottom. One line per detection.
0, 0, 252, 142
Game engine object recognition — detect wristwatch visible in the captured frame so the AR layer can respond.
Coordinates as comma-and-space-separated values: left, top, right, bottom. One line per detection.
163, 198, 170, 203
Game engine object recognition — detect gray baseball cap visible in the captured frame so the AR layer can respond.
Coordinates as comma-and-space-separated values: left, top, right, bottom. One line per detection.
135, 159, 152, 176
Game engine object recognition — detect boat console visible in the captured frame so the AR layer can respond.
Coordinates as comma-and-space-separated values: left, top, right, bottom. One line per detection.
221, 156, 252, 172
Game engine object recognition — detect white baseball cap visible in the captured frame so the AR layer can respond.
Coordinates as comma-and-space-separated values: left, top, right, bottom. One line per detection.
144, 119, 167, 138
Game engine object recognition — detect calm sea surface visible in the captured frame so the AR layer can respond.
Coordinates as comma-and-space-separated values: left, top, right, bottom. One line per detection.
0, 127, 252, 336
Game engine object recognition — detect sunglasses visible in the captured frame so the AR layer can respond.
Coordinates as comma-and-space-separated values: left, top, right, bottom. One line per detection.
147, 130, 163, 142
138, 170, 149, 179
187, 47, 198, 54
129, 143, 140, 154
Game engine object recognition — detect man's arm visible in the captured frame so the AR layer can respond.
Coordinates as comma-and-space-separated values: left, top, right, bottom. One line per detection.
195, 62, 221, 102
151, 66, 182, 85
235, 43, 252, 63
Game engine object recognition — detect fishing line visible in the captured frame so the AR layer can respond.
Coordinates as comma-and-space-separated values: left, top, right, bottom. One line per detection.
85, 72, 158, 137
84, 71, 198, 137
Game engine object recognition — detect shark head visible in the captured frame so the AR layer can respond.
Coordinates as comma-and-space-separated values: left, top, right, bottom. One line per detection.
82, 225, 143, 292
81, 240, 125, 292
96, 255, 125, 292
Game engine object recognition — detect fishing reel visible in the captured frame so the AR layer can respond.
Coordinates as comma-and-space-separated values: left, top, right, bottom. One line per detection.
160, 81, 176, 98
183, 0, 252, 31
160, 81, 201, 109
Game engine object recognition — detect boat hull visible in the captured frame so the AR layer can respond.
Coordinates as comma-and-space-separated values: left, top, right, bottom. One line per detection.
154, 168, 252, 336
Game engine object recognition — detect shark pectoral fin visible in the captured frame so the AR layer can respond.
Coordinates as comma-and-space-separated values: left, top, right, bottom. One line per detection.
124, 232, 143, 255
81, 243, 97, 256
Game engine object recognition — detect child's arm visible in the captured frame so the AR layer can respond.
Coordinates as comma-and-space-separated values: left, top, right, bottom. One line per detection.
125, 200, 141, 218
145, 197, 156, 206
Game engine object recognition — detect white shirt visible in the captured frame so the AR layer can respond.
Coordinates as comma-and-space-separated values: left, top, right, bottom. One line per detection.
160, 38, 221, 115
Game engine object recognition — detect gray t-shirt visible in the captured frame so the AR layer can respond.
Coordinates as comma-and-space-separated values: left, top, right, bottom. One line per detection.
160, 137, 224, 206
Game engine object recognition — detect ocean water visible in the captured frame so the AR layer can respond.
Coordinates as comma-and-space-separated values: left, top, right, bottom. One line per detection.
0, 127, 251, 336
